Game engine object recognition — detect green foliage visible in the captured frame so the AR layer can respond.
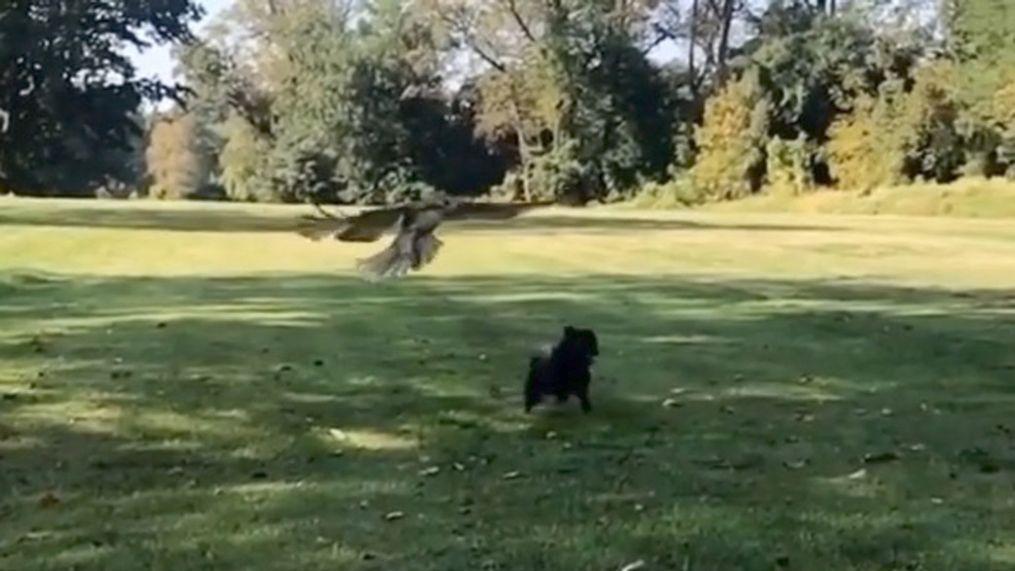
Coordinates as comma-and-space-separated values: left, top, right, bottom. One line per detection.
765, 135, 818, 195
527, 140, 588, 203
0, 0, 202, 195
632, 176, 707, 208
947, 0, 1015, 121
900, 63, 965, 182
746, 8, 917, 142
691, 70, 771, 200
218, 116, 273, 202
541, 0, 676, 199
5, 0, 1014, 205
826, 91, 908, 191
826, 62, 972, 191
995, 80, 1015, 177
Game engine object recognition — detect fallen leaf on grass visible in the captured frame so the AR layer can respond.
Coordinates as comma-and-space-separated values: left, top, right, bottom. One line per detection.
958, 446, 994, 468
18, 531, 53, 543
384, 511, 405, 521
846, 468, 868, 480
38, 492, 61, 508
502, 471, 522, 480
696, 454, 764, 471
620, 560, 646, 571
782, 458, 809, 470
419, 466, 440, 477
862, 451, 900, 464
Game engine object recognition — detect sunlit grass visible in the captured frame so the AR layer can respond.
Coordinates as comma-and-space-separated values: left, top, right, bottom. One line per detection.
1, 197, 1014, 570
710, 176, 1015, 218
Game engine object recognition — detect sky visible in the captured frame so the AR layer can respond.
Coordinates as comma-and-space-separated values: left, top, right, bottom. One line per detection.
128, 0, 683, 85
128, 0, 232, 84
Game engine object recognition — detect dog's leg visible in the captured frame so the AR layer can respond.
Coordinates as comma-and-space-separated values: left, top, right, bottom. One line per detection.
524, 360, 542, 413
577, 388, 592, 413
525, 390, 542, 413
576, 372, 592, 413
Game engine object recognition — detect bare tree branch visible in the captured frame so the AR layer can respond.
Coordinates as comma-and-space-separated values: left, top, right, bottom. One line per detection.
504, 0, 538, 43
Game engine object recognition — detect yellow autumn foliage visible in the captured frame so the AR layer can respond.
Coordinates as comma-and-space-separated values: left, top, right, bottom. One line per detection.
691, 70, 770, 201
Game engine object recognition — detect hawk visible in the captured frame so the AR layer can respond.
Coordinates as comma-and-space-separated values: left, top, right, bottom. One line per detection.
295, 194, 548, 280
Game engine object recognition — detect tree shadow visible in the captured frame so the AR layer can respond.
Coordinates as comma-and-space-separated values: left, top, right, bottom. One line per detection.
0, 203, 842, 235
1, 271, 1012, 569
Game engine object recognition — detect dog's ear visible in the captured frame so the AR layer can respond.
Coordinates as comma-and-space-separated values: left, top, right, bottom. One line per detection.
564, 325, 576, 336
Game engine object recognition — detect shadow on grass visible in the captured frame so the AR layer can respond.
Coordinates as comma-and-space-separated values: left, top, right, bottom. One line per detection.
0, 204, 842, 235
0, 272, 1012, 570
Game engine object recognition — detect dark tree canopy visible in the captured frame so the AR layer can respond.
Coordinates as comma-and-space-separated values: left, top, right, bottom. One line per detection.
0, 0, 203, 195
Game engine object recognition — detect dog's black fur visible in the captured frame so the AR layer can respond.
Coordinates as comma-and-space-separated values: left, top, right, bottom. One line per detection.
524, 325, 600, 413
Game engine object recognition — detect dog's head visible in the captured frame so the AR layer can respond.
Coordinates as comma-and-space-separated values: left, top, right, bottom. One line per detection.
562, 325, 599, 359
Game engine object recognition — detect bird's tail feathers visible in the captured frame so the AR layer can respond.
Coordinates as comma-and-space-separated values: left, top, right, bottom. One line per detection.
415, 234, 443, 268
355, 233, 442, 281
355, 247, 412, 281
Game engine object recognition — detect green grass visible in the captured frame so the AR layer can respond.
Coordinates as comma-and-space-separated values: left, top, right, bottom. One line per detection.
2, 196, 1015, 570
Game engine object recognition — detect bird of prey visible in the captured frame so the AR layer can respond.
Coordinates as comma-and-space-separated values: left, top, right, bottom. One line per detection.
295, 194, 548, 280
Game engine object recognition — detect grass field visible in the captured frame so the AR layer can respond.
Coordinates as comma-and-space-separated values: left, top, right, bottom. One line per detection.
708, 178, 1015, 219
2, 197, 1014, 570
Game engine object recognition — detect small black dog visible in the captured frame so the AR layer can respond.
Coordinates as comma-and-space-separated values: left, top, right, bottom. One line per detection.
524, 325, 600, 413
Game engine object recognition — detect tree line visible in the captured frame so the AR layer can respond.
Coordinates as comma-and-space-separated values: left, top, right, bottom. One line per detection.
1, 0, 1012, 206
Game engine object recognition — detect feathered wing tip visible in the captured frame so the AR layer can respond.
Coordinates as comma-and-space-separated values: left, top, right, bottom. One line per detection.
294, 216, 349, 242
355, 234, 444, 281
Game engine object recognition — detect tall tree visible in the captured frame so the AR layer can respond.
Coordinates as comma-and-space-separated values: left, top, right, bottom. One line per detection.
0, 0, 203, 195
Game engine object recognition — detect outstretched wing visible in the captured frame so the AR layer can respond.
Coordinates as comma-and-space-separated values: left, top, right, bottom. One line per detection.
295, 205, 404, 243
441, 200, 553, 223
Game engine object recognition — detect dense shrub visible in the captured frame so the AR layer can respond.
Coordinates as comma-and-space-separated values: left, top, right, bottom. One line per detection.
690, 70, 771, 200
145, 113, 214, 200
765, 135, 818, 195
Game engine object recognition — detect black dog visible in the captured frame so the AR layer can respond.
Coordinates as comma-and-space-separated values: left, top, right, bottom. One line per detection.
524, 325, 600, 413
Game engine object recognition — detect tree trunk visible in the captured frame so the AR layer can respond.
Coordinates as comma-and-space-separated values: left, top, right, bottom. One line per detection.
716, 0, 735, 86
689, 0, 699, 101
